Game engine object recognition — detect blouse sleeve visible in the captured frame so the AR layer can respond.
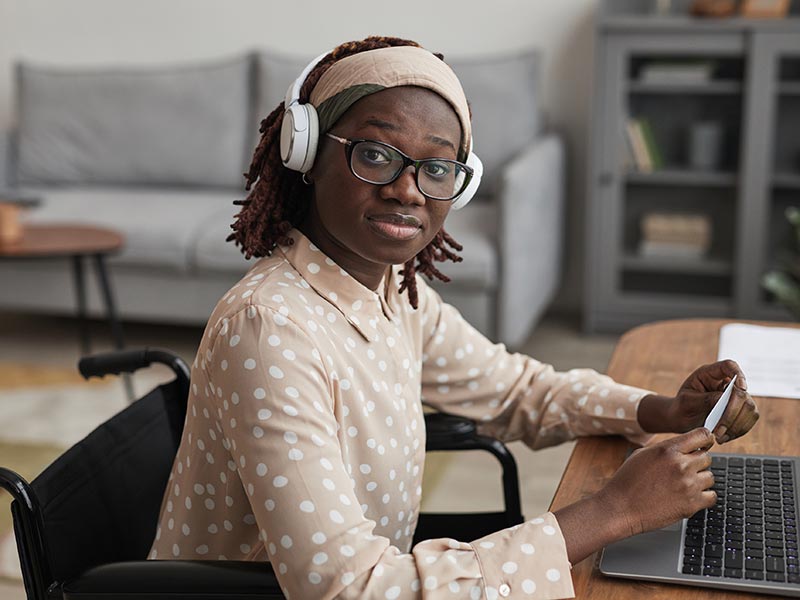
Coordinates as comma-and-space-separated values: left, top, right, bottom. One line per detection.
208, 305, 576, 599
416, 282, 654, 450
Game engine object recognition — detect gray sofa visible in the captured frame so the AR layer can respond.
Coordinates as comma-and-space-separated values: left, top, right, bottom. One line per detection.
0, 49, 564, 349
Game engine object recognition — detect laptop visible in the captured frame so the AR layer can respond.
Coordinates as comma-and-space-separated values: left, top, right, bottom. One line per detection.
600, 452, 800, 597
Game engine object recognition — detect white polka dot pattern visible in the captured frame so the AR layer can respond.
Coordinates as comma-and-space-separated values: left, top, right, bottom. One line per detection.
149, 229, 652, 599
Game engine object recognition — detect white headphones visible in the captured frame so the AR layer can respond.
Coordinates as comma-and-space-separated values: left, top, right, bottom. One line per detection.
279, 50, 482, 210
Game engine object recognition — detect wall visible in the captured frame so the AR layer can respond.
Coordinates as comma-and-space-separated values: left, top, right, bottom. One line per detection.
0, 0, 598, 314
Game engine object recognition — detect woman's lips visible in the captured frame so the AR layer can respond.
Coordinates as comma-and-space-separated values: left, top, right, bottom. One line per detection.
367, 214, 422, 241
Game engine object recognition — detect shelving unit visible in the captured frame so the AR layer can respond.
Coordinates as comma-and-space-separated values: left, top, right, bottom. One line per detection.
584, 0, 800, 332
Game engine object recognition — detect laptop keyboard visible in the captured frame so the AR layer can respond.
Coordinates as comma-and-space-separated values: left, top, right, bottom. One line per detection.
681, 456, 798, 583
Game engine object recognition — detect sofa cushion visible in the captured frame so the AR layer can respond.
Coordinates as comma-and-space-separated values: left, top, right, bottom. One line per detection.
193, 206, 255, 273
19, 186, 246, 273
16, 55, 252, 188
448, 50, 541, 196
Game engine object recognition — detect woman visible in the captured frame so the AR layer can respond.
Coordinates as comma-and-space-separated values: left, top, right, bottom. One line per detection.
150, 36, 758, 599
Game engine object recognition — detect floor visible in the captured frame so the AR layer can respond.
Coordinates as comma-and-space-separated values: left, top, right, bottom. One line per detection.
0, 310, 619, 598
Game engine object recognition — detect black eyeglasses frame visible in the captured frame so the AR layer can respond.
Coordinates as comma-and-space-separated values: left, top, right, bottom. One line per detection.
325, 133, 473, 201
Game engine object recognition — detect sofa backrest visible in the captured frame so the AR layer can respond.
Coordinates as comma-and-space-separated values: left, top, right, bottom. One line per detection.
15, 55, 253, 189
448, 49, 541, 196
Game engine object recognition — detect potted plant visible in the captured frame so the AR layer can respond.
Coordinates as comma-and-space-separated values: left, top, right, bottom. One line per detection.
763, 206, 800, 319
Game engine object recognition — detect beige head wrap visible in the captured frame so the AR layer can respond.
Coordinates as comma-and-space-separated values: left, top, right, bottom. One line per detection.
308, 46, 471, 161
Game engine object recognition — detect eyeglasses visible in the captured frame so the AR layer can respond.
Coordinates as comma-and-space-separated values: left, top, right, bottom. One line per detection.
325, 133, 473, 201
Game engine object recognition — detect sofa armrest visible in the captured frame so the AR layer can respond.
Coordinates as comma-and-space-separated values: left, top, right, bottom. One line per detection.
496, 132, 566, 349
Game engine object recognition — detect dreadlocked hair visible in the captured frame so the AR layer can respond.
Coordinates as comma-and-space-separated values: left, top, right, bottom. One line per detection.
228, 35, 464, 309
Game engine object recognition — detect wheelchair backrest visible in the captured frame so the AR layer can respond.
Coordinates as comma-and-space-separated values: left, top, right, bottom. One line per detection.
28, 378, 186, 584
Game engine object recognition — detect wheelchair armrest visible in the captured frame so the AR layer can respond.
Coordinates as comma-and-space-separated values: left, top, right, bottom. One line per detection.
78, 348, 190, 399
61, 560, 284, 600
424, 412, 477, 451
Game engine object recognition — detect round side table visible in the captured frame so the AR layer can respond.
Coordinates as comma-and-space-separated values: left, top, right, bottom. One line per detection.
0, 224, 126, 354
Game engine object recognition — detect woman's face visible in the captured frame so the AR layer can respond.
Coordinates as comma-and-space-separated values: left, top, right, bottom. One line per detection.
302, 86, 462, 290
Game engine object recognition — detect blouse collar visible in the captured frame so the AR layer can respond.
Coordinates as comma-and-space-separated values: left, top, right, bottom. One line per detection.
276, 229, 402, 342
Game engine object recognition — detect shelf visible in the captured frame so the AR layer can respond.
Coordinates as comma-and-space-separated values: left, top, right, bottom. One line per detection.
622, 253, 733, 276
625, 169, 738, 187
628, 80, 742, 94
774, 172, 800, 189
778, 82, 800, 96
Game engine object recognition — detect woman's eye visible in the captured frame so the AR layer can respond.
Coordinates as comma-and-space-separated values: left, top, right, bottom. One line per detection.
422, 161, 452, 178
358, 145, 392, 164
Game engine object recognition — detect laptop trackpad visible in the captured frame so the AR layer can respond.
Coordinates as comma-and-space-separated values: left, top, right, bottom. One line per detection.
600, 522, 683, 578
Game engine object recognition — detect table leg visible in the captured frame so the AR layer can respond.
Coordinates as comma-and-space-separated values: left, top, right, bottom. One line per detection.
93, 254, 125, 349
93, 254, 134, 401
71, 255, 91, 355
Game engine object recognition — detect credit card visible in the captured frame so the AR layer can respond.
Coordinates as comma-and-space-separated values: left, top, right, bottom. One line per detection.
704, 375, 737, 433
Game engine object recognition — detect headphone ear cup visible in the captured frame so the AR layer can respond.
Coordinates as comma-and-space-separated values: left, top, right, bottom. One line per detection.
280, 103, 319, 173
451, 152, 483, 210
299, 104, 319, 173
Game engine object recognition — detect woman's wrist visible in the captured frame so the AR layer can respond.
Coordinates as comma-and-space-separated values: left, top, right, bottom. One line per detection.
553, 490, 635, 565
636, 393, 675, 433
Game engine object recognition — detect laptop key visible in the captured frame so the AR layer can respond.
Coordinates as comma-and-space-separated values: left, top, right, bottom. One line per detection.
724, 568, 743, 579
745, 558, 764, 570
766, 572, 786, 583
705, 544, 723, 559
703, 567, 722, 577
745, 570, 764, 580
683, 564, 701, 575
790, 574, 800, 584
685, 535, 703, 548
724, 550, 743, 569
766, 557, 786, 573
684, 555, 702, 566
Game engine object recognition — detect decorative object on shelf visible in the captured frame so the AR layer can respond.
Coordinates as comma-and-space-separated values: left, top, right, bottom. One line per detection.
639, 212, 712, 258
0, 203, 23, 245
688, 121, 724, 170
740, 0, 790, 18
625, 118, 664, 172
690, 0, 739, 17
762, 207, 800, 319
639, 60, 716, 84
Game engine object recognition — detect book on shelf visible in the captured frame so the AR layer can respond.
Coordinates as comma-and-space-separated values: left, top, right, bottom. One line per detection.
625, 118, 664, 173
639, 61, 716, 85
638, 212, 712, 259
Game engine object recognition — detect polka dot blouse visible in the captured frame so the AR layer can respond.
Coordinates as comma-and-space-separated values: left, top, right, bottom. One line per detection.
149, 229, 653, 599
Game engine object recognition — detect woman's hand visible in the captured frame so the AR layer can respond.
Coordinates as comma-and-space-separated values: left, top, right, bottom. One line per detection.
554, 428, 716, 564
637, 359, 759, 443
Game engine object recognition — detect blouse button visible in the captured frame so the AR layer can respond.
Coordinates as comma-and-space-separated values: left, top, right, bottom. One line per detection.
499, 583, 511, 597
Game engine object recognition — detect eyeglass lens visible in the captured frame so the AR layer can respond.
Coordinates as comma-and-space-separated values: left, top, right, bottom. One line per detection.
351, 141, 468, 200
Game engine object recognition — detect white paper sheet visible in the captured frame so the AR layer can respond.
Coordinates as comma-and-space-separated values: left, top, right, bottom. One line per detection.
717, 323, 800, 399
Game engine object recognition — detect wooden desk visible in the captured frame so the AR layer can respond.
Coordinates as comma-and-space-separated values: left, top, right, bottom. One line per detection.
550, 319, 800, 599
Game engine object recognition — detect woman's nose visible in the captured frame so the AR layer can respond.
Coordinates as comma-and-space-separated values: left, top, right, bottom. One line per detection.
380, 166, 426, 206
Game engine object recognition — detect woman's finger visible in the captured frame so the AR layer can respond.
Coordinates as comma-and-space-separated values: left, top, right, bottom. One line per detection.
693, 360, 746, 393
719, 394, 759, 442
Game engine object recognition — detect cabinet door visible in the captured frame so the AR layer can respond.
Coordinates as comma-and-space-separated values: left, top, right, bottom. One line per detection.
739, 33, 800, 320
587, 32, 745, 331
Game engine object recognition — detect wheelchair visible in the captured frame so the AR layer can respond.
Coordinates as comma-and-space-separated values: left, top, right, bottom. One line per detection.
1, 349, 524, 600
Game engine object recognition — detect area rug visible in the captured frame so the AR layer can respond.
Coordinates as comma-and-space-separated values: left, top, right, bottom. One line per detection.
0, 363, 131, 581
